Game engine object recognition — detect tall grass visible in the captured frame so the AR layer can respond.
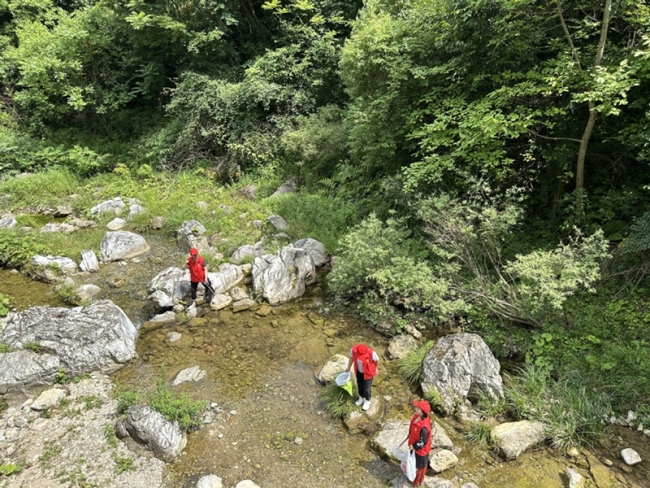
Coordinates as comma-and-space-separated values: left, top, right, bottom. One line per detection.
484, 365, 612, 449
321, 382, 355, 419
397, 340, 434, 385
0, 168, 80, 209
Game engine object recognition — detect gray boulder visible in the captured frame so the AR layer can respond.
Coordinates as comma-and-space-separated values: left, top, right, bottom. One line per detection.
0, 214, 17, 228
74, 284, 101, 302
100, 230, 150, 262
147, 267, 190, 310
229, 287, 249, 301
316, 354, 349, 384
79, 249, 99, 272
53, 205, 73, 217
388, 334, 420, 360
0, 300, 137, 380
128, 204, 145, 219
115, 405, 186, 462
621, 448, 642, 466
271, 177, 299, 197
421, 333, 503, 415
491, 420, 547, 459
150, 311, 176, 323
91, 197, 125, 215
0, 350, 60, 394
371, 420, 409, 460
565, 468, 584, 488
268, 215, 289, 231
106, 218, 127, 230
29, 255, 77, 283
430, 422, 454, 449
210, 263, 245, 294
429, 448, 458, 473
177, 220, 207, 251
293, 238, 328, 267
41, 222, 75, 234
210, 294, 233, 311
31, 388, 66, 410
231, 241, 265, 264
253, 246, 316, 305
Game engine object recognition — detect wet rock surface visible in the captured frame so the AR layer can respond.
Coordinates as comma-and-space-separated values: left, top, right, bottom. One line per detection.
0, 300, 137, 382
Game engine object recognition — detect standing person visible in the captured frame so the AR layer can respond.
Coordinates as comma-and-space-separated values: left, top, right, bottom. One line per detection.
407, 399, 432, 487
182, 247, 209, 308
345, 343, 379, 411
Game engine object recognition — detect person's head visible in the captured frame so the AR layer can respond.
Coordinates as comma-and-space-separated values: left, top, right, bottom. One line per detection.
356, 344, 369, 355
189, 247, 199, 260
412, 399, 430, 418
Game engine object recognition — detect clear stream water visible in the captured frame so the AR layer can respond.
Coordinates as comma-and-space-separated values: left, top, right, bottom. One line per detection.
1, 232, 649, 488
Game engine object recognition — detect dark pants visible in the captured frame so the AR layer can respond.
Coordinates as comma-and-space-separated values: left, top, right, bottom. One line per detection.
191, 280, 214, 303
356, 370, 373, 401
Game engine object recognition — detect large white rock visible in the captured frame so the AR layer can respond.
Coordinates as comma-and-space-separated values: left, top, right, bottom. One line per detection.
0, 300, 137, 381
31, 388, 66, 411
210, 263, 245, 294
371, 421, 409, 460
231, 241, 265, 264
268, 215, 289, 231
253, 246, 316, 305
91, 197, 125, 215
147, 267, 190, 310
128, 204, 145, 219
293, 238, 328, 267
316, 354, 349, 384
491, 420, 547, 459
79, 249, 99, 272
177, 220, 207, 251
210, 294, 233, 311
30, 255, 78, 283
388, 334, 420, 360
115, 405, 186, 462
421, 333, 503, 415
430, 422, 454, 449
429, 448, 458, 473
0, 351, 60, 394
100, 230, 150, 262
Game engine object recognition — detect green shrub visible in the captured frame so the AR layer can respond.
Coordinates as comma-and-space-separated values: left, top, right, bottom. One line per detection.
23, 341, 41, 353
320, 381, 355, 420
0, 293, 9, 317
464, 422, 493, 447
115, 390, 140, 415
328, 215, 461, 331
397, 341, 434, 385
148, 380, 203, 431
0, 168, 79, 209
54, 368, 70, 385
113, 455, 135, 474
0, 230, 48, 268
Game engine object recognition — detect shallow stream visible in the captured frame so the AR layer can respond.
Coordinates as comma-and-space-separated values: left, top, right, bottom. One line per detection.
2, 232, 649, 488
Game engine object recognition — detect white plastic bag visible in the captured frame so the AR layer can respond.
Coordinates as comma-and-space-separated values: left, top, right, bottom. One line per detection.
392, 447, 416, 482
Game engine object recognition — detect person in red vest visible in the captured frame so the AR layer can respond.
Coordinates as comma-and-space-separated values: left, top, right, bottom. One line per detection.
407, 399, 432, 486
182, 247, 209, 308
345, 343, 379, 411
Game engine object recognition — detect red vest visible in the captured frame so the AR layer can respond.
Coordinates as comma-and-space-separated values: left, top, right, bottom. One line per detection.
351, 345, 378, 380
187, 256, 206, 282
408, 414, 432, 457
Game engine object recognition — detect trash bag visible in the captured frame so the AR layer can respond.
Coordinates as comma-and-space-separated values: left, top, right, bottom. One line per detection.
393, 447, 416, 482
335, 372, 353, 396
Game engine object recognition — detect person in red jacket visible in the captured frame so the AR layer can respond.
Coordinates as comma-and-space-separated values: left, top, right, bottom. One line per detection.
345, 343, 379, 411
407, 399, 432, 486
182, 247, 209, 308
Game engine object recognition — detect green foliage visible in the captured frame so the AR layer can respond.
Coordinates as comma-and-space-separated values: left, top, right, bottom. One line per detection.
0, 168, 79, 209
320, 381, 354, 419
0, 464, 22, 476
328, 214, 461, 330
267, 192, 358, 252
56, 283, 81, 306
0, 343, 10, 353
39, 441, 62, 468
503, 366, 610, 449
104, 423, 119, 449
423, 388, 443, 411
82, 395, 103, 410
115, 390, 140, 416
0, 400, 8, 413
113, 455, 134, 474
464, 423, 492, 447
397, 341, 433, 385
23, 341, 41, 353
54, 368, 70, 385
0, 293, 10, 318
149, 380, 203, 431
621, 211, 650, 255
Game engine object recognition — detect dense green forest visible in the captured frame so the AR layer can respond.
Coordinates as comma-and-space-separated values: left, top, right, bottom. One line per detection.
3, 0, 650, 446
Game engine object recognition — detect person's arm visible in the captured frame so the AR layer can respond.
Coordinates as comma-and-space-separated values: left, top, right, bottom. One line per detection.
202, 262, 208, 283
345, 355, 354, 372
181, 260, 188, 270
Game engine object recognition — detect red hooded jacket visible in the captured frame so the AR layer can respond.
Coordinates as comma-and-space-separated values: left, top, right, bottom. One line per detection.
408, 413, 432, 457
351, 344, 378, 380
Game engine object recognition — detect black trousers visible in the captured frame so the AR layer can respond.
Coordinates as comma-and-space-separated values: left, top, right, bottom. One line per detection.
356, 370, 373, 400
191, 280, 214, 302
